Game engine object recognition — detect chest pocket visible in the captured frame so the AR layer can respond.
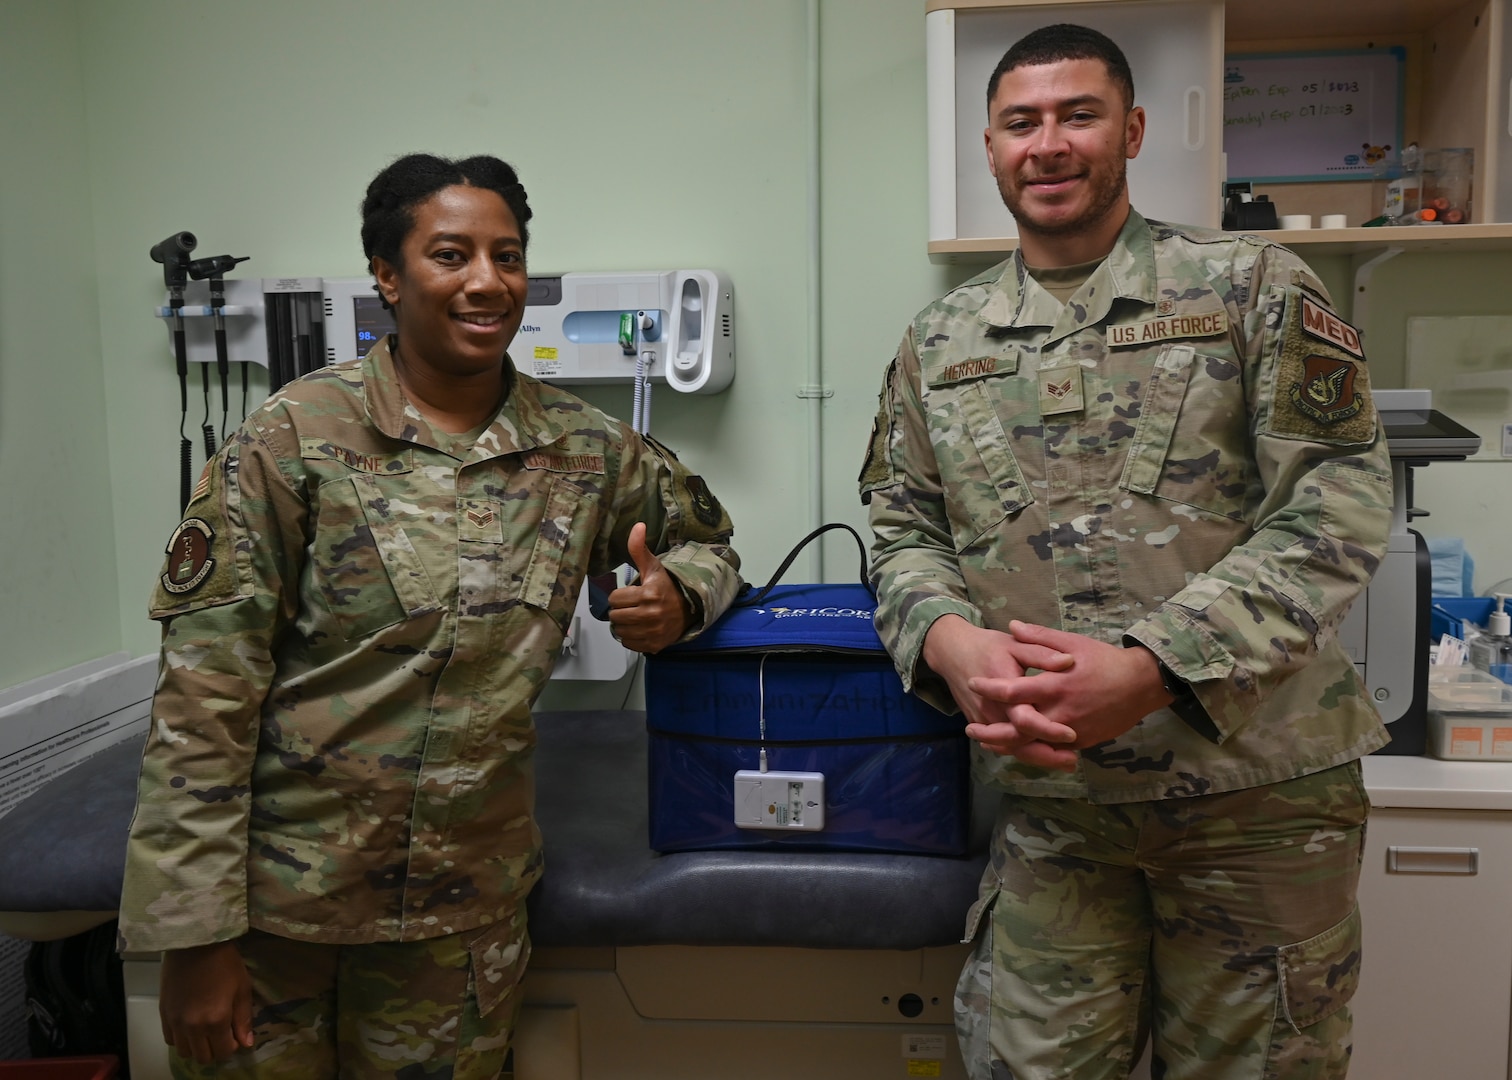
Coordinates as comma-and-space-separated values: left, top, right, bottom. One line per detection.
934, 376, 1036, 549
312, 473, 443, 641
517, 474, 590, 617
507, 452, 605, 627
1119, 343, 1250, 519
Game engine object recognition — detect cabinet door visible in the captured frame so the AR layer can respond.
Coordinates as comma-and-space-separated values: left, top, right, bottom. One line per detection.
928, 0, 1223, 243
1351, 808, 1512, 1080
1493, 0, 1512, 222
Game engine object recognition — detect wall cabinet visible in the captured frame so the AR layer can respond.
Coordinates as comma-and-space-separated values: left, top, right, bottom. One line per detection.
926, 0, 1512, 260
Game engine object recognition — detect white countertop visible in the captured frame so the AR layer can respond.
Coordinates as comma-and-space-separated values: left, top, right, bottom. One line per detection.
1364, 755, 1512, 812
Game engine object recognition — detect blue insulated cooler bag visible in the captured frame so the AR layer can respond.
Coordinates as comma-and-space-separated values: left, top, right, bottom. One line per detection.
644, 525, 969, 855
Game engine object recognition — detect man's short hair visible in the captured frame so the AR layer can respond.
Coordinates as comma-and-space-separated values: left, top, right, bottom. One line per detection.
986, 23, 1136, 114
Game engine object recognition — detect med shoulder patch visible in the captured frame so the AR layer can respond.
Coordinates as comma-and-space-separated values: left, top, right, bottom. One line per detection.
1266, 288, 1375, 445
149, 450, 251, 619
161, 518, 216, 594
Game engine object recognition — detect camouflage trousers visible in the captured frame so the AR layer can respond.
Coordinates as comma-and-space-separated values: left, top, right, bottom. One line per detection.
171, 908, 529, 1080
956, 762, 1368, 1080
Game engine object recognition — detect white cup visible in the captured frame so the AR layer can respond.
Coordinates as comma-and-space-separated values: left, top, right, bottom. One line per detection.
1320, 214, 1348, 229
1279, 214, 1313, 230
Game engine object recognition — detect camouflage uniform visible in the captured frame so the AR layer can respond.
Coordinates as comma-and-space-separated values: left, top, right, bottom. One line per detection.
861, 212, 1392, 1078
120, 337, 740, 1068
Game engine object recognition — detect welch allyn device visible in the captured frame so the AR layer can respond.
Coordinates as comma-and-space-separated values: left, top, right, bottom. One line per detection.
733, 771, 825, 832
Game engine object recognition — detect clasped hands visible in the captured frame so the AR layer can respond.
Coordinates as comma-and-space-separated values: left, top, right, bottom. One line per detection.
921, 615, 1172, 772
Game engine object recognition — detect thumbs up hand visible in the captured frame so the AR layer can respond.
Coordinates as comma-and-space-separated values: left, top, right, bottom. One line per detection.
606, 522, 693, 654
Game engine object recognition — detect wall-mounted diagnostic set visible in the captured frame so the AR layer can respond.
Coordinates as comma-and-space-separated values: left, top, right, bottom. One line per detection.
161, 269, 735, 398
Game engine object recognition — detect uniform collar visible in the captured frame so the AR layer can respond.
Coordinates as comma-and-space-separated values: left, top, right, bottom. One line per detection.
362, 335, 567, 461
977, 209, 1159, 342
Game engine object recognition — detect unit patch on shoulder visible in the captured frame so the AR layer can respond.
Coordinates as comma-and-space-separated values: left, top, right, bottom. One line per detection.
161, 518, 216, 595
1290, 355, 1363, 424
1266, 288, 1376, 445
684, 475, 723, 528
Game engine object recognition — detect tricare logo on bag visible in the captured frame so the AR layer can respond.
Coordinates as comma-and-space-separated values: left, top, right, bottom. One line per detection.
756, 606, 874, 620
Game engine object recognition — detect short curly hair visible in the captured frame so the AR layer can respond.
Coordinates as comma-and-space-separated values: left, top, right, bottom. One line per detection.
986, 24, 1135, 115
360, 154, 532, 288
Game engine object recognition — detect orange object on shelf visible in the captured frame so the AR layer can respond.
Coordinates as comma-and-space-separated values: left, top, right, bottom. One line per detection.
0, 1057, 118, 1080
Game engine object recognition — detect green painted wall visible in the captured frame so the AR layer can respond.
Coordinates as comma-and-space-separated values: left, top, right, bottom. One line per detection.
6, 0, 1512, 694
74, 0, 820, 674
0, 0, 121, 688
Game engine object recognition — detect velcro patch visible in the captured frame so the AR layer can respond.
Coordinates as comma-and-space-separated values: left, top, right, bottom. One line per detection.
299, 438, 412, 474
1290, 355, 1363, 424
459, 498, 504, 544
940, 357, 1000, 382
188, 463, 213, 506
1267, 288, 1375, 445
522, 451, 606, 474
1299, 294, 1364, 359
161, 519, 216, 595
1108, 309, 1229, 348
925, 352, 1018, 388
684, 475, 723, 528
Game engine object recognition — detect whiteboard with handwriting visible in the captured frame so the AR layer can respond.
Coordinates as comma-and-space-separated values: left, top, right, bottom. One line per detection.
1223, 49, 1404, 183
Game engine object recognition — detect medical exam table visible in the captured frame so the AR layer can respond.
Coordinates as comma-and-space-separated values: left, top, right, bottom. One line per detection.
0, 710, 989, 1079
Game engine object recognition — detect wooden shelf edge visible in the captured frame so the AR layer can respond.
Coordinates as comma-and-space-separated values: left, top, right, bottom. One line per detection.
929, 223, 1512, 262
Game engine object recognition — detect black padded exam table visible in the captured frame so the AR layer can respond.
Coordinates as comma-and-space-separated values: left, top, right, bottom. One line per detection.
0, 711, 990, 949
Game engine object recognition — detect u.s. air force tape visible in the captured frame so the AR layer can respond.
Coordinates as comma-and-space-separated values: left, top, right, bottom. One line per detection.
161, 518, 216, 595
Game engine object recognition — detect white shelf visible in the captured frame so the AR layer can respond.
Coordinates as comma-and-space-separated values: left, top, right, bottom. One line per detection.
928, 222, 1512, 262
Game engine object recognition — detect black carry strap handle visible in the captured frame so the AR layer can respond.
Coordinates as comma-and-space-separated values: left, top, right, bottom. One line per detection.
736, 522, 876, 608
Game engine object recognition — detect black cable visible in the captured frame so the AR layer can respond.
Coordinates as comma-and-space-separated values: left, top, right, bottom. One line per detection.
180, 437, 194, 511
200, 359, 216, 459
150, 230, 198, 512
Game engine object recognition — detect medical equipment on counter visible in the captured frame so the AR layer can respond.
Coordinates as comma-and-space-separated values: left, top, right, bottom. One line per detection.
1468, 595, 1512, 683
1338, 389, 1482, 755
148, 231, 198, 511
322, 270, 735, 395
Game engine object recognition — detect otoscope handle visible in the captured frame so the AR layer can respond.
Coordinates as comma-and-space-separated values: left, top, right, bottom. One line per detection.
150, 231, 197, 264
188, 253, 250, 282
151, 232, 198, 289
